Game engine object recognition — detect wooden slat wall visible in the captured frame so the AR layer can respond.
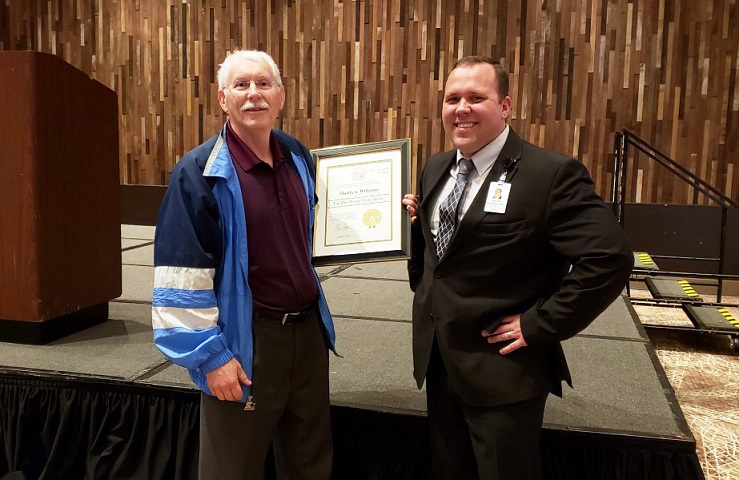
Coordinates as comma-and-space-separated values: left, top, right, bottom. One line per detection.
1, 0, 737, 203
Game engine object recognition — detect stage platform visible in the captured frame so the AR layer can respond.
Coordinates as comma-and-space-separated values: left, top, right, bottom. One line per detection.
0, 225, 704, 479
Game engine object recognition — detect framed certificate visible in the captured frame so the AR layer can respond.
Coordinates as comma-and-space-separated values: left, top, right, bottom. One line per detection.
311, 138, 411, 266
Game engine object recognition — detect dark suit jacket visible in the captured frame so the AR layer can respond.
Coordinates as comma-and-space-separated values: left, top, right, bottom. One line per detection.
408, 128, 633, 407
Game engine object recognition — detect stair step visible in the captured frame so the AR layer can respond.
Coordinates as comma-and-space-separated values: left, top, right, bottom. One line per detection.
634, 252, 659, 271
645, 277, 703, 302
683, 305, 739, 333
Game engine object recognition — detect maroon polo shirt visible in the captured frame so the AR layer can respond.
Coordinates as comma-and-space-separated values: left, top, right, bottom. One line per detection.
225, 122, 318, 311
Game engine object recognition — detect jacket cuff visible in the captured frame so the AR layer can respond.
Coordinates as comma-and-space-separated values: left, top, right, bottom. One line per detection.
199, 349, 235, 375
519, 302, 553, 347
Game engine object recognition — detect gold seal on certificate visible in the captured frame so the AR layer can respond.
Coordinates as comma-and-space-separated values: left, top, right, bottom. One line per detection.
363, 209, 381, 228
311, 139, 411, 266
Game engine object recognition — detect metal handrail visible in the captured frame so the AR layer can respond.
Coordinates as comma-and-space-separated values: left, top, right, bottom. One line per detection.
631, 269, 739, 280
613, 129, 738, 302
620, 130, 739, 208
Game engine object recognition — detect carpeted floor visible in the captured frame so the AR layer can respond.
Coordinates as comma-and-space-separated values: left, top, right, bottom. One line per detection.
632, 290, 739, 480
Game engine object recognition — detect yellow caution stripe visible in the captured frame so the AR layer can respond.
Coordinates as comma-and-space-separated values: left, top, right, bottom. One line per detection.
676, 279, 700, 298
637, 253, 655, 265
716, 307, 739, 328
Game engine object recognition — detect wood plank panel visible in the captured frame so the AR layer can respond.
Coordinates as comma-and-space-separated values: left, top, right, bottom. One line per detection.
0, 0, 737, 203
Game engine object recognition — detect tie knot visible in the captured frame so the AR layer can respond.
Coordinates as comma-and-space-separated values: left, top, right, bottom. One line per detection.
458, 158, 474, 178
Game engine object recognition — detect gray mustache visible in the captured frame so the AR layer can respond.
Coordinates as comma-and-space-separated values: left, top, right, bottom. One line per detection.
241, 102, 269, 111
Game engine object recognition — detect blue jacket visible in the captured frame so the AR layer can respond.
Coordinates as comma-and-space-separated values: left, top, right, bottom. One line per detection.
152, 125, 336, 401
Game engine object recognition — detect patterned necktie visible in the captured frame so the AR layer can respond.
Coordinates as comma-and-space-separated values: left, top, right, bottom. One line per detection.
436, 158, 475, 259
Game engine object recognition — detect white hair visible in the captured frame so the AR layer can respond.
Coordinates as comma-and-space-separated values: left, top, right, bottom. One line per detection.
217, 50, 282, 90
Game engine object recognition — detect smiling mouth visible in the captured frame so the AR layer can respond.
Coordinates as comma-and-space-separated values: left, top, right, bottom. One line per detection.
455, 122, 476, 128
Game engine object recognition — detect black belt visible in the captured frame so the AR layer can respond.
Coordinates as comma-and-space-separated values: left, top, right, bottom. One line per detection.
253, 303, 316, 325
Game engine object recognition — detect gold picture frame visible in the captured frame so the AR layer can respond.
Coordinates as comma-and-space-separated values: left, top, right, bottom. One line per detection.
311, 138, 411, 267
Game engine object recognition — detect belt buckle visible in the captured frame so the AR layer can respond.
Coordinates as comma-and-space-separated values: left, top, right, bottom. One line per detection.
281, 312, 299, 325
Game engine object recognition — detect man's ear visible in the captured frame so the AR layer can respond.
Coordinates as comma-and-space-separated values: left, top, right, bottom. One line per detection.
501, 95, 512, 120
217, 89, 228, 114
278, 85, 286, 112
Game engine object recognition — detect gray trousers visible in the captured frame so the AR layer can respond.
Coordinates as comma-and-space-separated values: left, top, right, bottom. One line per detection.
198, 310, 332, 480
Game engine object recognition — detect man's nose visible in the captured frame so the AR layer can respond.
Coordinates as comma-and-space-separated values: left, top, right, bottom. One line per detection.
455, 99, 471, 112
246, 83, 261, 97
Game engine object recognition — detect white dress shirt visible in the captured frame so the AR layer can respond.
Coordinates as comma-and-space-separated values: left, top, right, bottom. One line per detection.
430, 125, 510, 236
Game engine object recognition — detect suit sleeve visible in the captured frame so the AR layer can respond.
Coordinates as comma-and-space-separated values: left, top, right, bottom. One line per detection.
407, 163, 428, 291
151, 160, 234, 375
520, 158, 634, 345
408, 219, 425, 291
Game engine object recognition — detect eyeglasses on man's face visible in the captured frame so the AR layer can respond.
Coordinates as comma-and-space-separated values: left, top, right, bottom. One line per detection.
227, 78, 276, 92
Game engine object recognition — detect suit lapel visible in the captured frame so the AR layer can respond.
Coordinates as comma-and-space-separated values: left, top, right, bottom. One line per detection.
418, 151, 456, 262
419, 151, 455, 226
420, 151, 456, 211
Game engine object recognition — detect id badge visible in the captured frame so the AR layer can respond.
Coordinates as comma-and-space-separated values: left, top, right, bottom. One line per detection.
484, 182, 511, 214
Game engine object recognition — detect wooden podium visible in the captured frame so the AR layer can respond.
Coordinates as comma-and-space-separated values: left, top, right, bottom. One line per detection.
0, 51, 121, 344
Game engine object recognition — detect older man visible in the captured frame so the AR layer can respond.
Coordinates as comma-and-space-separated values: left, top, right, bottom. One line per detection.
152, 50, 335, 480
